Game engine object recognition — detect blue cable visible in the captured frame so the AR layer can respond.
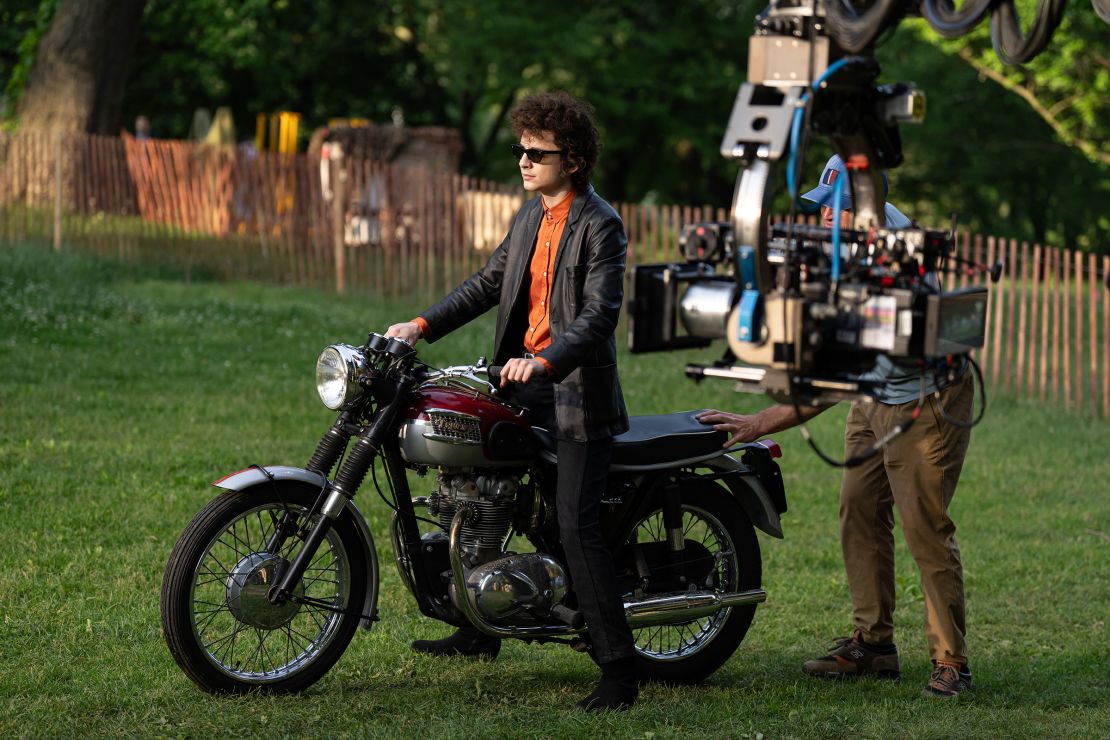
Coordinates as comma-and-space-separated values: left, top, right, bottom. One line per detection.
831, 170, 844, 282
786, 57, 858, 202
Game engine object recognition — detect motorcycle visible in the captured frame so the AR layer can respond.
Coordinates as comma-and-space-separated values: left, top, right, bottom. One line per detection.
160, 332, 788, 693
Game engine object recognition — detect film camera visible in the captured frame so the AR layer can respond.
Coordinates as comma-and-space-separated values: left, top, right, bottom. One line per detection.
627, 1, 1001, 407
629, 218, 994, 405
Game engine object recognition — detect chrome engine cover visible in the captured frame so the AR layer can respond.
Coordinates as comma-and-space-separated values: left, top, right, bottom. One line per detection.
459, 552, 568, 623
424, 470, 570, 626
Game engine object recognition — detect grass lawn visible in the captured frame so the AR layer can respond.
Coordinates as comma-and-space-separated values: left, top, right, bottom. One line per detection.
1, 244, 1107, 738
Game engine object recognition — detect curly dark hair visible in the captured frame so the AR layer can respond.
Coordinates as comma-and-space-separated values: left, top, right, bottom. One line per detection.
511, 91, 599, 191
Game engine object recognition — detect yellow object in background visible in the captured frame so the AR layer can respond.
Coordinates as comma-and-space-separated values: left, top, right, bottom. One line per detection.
327, 117, 369, 129
255, 111, 302, 153
254, 112, 302, 216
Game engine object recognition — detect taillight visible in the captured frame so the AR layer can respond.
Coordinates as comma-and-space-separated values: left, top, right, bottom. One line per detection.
758, 439, 782, 459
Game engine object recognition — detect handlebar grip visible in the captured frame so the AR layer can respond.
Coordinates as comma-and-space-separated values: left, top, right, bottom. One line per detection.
486, 365, 504, 384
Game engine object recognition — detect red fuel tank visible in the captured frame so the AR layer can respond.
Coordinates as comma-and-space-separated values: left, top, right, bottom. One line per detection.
398, 387, 536, 468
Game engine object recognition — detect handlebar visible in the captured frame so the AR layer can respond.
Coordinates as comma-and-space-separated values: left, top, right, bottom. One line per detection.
485, 363, 547, 386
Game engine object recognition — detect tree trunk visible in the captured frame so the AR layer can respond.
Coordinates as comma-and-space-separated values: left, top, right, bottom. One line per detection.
16, 0, 146, 134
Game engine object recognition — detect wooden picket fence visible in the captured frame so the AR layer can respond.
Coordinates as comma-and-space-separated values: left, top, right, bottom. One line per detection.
1, 130, 1107, 417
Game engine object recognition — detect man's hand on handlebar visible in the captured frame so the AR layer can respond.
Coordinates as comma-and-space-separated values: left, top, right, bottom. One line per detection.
498, 358, 548, 387
384, 322, 422, 345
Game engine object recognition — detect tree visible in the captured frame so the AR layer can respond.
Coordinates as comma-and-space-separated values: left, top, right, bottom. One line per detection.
920, 11, 1110, 167
101, 0, 1107, 251
876, 21, 1109, 253
16, 0, 146, 134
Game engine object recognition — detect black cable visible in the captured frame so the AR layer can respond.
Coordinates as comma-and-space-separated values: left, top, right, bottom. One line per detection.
989, 0, 1067, 65
933, 354, 988, 429
825, 0, 907, 53
373, 450, 445, 531
921, 0, 993, 37
791, 370, 926, 469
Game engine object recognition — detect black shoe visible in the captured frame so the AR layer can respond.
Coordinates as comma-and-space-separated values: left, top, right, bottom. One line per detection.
411, 627, 501, 660
575, 657, 639, 712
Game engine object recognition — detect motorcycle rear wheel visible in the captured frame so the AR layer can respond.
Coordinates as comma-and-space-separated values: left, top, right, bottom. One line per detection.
625, 483, 762, 684
160, 484, 368, 693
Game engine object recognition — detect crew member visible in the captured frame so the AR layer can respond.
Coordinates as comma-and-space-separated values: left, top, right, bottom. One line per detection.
385, 91, 638, 711
697, 154, 975, 699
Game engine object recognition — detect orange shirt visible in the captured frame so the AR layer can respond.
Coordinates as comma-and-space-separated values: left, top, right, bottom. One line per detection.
524, 192, 574, 358
414, 192, 574, 376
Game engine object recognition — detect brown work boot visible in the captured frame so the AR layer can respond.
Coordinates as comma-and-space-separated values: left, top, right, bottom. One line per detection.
922, 660, 972, 698
802, 631, 900, 679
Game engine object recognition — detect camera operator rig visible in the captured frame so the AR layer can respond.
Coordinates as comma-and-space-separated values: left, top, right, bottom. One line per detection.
627, 0, 1084, 411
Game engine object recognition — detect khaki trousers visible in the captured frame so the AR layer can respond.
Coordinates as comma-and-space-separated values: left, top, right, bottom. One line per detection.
840, 372, 974, 664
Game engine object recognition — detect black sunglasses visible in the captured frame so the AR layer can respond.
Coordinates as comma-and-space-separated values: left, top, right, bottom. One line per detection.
511, 143, 565, 163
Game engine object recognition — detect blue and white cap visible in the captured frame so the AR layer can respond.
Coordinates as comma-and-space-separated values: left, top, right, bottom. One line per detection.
802, 154, 911, 228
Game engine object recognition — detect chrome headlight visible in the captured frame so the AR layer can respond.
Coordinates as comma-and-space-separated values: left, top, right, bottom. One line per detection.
315, 344, 367, 409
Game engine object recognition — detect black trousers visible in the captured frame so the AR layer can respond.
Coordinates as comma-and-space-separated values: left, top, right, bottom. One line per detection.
506, 378, 636, 664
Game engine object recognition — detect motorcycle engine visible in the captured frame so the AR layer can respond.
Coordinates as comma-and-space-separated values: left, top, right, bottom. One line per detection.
428, 471, 567, 625
430, 472, 518, 566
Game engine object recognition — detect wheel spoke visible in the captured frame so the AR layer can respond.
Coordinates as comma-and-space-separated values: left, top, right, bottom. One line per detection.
628, 503, 745, 662
195, 605, 225, 634
682, 513, 696, 538
184, 500, 354, 683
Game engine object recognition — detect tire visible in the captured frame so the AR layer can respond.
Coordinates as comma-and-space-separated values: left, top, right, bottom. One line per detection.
624, 482, 762, 685
160, 483, 368, 694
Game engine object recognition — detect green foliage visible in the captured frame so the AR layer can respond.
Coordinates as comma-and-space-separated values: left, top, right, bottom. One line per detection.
566, 1, 764, 207
2, 244, 1109, 736
873, 20, 1110, 252
919, 7, 1110, 166
2, 1, 1101, 251
120, 0, 760, 208
0, 0, 60, 123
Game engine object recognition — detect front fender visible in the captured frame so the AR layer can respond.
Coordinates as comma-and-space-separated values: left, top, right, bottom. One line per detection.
213, 465, 380, 630
701, 454, 785, 539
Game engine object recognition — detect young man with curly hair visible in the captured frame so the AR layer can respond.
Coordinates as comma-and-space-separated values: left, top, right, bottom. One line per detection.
385, 91, 638, 711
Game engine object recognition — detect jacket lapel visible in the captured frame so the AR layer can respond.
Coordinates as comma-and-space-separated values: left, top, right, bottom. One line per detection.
493, 197, 542, 359
551, 185, 593, 276
504, 197, 542, 301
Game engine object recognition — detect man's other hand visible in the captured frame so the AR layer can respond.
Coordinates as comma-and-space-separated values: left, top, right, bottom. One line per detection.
696, 409, 761, 448
499, 358, 547, 387
384, 322, 422, 345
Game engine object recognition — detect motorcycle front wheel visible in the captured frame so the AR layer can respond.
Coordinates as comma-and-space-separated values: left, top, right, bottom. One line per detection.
160, 483, 368, 694
626, 482, 762, 684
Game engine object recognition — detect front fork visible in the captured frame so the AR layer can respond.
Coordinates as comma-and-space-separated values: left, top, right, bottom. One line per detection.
266, 384, 408, 605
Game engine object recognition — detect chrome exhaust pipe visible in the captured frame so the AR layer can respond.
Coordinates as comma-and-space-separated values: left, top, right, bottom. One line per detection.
449, 504, 766, 635
625, 589, 767, 628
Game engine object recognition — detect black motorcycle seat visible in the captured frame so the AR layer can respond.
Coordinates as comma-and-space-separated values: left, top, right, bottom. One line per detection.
531, 410, 728, 467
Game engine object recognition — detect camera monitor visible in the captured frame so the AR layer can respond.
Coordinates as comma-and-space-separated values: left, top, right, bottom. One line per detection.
629, 263, 723, 354
924, 286, 989, 357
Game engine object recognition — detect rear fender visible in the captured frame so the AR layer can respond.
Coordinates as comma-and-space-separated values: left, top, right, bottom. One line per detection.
213, 465, 380, 629
700, 455, 785, 538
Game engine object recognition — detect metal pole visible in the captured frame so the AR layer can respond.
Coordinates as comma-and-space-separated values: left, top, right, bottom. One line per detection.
53, 131, 63, 252
331, 147, 347, 294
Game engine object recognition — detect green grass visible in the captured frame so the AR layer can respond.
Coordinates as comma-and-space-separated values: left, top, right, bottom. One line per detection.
1, 244, 1108, 738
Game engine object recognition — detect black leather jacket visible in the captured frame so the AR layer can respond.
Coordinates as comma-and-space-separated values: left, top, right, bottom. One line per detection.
420, 185, 629, 441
